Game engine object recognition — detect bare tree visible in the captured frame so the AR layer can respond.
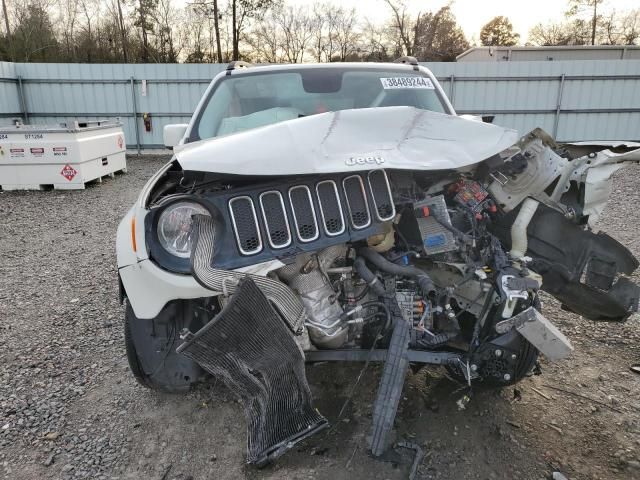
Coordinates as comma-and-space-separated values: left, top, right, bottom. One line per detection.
54, 0, 80, 60
152, 0, 179, 61
182, 5, 211, 62
309, 3, 326, 61
359, 18, 391, 61
384, 0, 419, 56
601, 8, 640, 45
619, 9, 640, 45
247, 9, 282, 62
115, 0, 128, 61
279, 6, 314, 62
189, 0, 222, 62
78, 0, 99, 61
566, 0, 606, 46
528, 22, 572, 46
333, 6, 358, 61
2, 0, 12, 58
228, 0, 279, 61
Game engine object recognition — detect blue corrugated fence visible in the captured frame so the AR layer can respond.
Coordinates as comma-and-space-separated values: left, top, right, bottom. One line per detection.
1, 60, 639, 149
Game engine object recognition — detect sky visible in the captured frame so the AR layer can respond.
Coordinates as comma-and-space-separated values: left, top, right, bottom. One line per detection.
288, 0, 640, 44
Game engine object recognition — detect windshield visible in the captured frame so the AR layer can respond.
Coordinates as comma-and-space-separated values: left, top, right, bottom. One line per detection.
190, 67, 448, 142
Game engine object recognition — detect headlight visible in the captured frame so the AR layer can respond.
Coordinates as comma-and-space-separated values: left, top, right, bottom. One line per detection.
157, 201, 210, 258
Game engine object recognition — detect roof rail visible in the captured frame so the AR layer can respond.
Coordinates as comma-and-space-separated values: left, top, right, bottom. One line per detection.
393, 56, 419, 66
226, 61, 253, 73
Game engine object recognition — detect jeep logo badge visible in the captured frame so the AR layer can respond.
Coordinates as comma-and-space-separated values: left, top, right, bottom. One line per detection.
346, 156, 385, 166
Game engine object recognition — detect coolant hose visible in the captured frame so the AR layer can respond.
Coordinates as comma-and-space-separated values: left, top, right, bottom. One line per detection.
353, 257, 386, 295
509, 198, 539, 259
356, 247, 435, 297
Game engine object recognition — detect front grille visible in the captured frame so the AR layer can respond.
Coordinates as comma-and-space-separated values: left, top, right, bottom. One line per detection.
259, 191, 291, 249
316, 180, 345, 236
343, 175, 371, 229
288, 186, 319, 242
224, 170, 393, 258
229, 196, 262, 255
368, 170, 396, 221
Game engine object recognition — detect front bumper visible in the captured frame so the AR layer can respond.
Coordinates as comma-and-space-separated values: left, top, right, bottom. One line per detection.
119, 259, 213, 319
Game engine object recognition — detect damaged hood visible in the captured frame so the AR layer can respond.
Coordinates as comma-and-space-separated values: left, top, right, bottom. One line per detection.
176, 106, 519, 175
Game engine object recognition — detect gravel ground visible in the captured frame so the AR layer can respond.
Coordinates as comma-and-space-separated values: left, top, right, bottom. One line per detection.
0, 155, 639, 480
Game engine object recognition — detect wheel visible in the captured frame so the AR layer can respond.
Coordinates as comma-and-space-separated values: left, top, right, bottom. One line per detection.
124, 300, 207, 393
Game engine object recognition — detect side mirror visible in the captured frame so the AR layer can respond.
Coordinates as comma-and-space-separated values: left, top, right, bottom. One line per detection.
163, 124, 188, 149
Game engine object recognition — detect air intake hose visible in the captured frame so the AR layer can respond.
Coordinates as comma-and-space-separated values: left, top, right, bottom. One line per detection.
356, 247, 435, 297
189, 214, 306, 333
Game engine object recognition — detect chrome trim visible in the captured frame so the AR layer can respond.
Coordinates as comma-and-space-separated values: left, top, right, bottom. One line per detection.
342, 175, 371, 229
259, 190, 292, 249
315, 180, 346, 236
288, 185, 320, 242
367, 169, 396, 222
228, 196, 263, 255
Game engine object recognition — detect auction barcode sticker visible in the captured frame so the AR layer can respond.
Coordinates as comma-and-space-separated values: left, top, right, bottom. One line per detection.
380, 77, 434, 89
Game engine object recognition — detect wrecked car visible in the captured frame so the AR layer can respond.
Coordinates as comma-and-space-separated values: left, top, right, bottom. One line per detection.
116, 59, 640, 466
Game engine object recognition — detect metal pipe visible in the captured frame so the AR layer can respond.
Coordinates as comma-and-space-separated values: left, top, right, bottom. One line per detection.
130, 76, 140, 154
553, 74, 566, 138
449, 74, 456, 104
17, 75, 28, 123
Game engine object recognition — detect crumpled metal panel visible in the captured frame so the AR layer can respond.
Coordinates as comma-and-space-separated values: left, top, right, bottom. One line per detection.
177, 277, 327, 466
176, 106, 519, 175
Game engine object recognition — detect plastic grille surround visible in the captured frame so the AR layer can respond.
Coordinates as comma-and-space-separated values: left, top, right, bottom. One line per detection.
343, 175, 371, 229
288, 185, 319, 242
259, 191, 291, 248
316, 180, 345, 236
368, 170, 396, 221
228, 196, 262, 255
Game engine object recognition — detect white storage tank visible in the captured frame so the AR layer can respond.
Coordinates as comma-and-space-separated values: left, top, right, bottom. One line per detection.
0, 120, 127, 190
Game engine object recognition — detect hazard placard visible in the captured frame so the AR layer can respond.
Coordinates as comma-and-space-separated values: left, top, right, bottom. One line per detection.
60, 164, 78, 181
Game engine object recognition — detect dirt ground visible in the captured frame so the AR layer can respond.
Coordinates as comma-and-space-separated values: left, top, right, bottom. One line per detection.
0, 155, 639, 480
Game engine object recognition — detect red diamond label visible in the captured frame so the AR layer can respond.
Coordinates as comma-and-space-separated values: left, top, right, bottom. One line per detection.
60, 164, 78, 181
117, 136, 124, 149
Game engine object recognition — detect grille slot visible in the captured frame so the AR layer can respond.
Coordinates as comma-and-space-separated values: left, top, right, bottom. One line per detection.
368, 170, 396, 221
259, 191, 292, 249
288, 186, 319, 242
342, 175, 371, 229
315, 180, 345, 236
229, 196, 263, 255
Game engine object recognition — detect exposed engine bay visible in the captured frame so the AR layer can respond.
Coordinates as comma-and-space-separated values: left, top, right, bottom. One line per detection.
130, 128, 640, 466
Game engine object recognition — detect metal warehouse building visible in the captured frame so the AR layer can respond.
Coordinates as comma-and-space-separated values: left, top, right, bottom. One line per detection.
457, 45, 640, 62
